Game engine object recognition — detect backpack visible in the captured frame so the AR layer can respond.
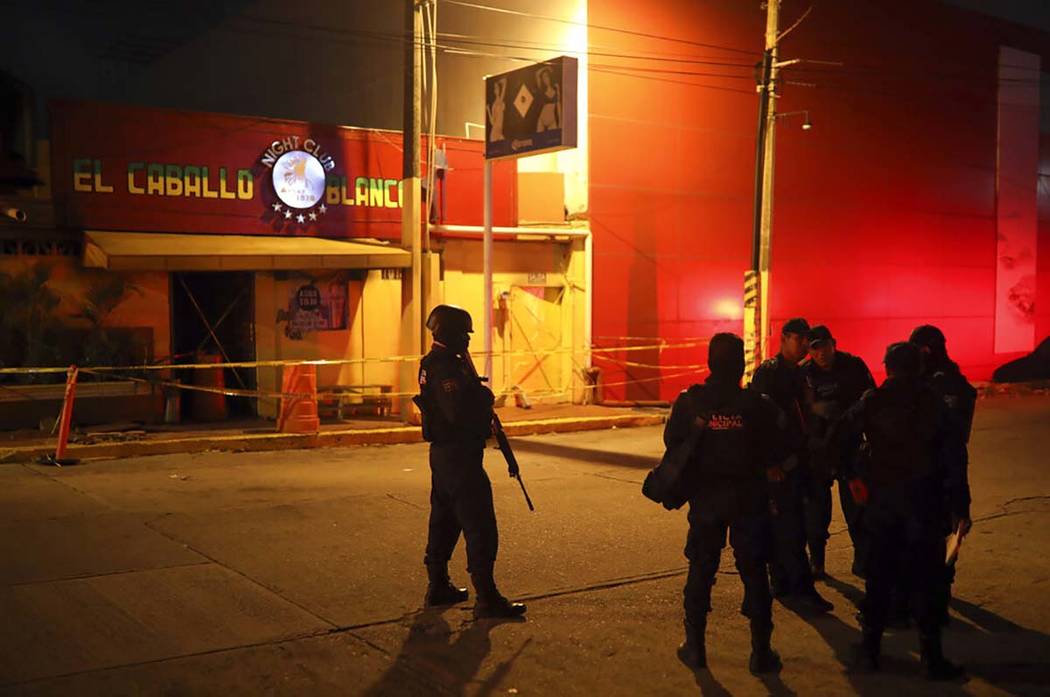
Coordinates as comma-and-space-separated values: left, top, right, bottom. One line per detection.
642, 387, 705, 510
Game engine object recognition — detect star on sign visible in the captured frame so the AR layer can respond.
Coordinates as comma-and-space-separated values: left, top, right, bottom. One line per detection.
284, 210, 292, 219
273, 202, 283, 212
318, 204, 327, 214
296, 214, 305, 223
309, 212, 317, 221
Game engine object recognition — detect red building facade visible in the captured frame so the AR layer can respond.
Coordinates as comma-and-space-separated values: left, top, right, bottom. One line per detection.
589, 0, 1050, 399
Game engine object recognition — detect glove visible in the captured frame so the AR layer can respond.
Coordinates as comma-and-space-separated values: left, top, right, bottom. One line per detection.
848, 478, 869, 505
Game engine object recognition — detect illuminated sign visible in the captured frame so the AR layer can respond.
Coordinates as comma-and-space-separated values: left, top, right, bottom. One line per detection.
485, 56, 578, 160
260, 136, 335, 225
52, 101, 520, 239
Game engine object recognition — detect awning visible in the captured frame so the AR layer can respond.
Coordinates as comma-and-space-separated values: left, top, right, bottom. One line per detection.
83, 231, 411, 271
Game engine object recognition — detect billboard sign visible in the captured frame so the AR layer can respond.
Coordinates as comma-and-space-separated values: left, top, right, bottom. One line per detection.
485, 56, 578, 160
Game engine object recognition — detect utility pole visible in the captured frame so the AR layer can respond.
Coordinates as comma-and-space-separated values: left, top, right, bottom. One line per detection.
400, 0, 424, 421
744, 0, 779, 383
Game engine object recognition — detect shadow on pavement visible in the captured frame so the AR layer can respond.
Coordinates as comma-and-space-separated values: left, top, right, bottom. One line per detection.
361, 608, 527, 697
680, 666, 732, 697
757, 671, 799, 696
810, 575, 1050, 695
510, 439, 659, 469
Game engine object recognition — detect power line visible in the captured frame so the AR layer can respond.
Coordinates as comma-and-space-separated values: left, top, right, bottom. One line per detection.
442, 0, 760, 57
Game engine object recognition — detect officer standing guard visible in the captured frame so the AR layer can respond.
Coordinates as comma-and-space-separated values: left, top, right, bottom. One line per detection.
415, 304, 526, 619
837, 342, 966, 680
667, 333, 785, 674
910, 325, 975, 623
802, 325, 876, 578
750, 318, 834, 613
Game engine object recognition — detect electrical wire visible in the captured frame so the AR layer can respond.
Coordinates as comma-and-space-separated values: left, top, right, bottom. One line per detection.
442, 0, 760, 56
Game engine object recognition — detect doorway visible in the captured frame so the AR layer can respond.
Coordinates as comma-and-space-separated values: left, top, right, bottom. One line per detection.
171, 272, 256, 419
505, 285, 569, 400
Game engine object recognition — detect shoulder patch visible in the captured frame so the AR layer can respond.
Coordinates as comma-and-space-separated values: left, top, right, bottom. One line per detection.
419, 368, 428, 386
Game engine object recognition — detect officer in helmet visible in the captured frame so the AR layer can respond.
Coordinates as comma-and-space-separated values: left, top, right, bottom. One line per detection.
416, 304, 526, 619
835, 342, 965, 680
909, 325, 975, 625
668, 332, 785, 675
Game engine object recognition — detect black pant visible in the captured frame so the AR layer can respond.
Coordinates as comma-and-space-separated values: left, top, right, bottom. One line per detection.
684, 483, 773, 628
424, 443, 499, 574
768, 468, 814, 594
859, 501, 947, 635
838, 477, 867, 571
802, 471, 832, 559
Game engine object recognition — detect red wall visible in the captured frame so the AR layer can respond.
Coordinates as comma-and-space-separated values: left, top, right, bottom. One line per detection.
590, 0, 1050, 399
50, 101, 516, 241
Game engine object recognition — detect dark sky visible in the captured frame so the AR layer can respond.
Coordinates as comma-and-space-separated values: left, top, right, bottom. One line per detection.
943, 0, 1050, 33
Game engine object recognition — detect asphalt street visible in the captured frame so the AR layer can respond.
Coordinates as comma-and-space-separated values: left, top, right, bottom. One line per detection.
1, 394, 1048, 696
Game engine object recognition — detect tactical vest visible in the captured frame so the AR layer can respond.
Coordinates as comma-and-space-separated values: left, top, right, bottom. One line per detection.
690, 385, 766, 480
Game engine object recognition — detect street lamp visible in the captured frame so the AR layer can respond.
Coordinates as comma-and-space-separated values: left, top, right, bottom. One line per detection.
776, 110, 813, 131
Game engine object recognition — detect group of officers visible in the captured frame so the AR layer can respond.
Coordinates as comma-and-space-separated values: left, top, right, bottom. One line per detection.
413, 304, 975, 681
665, 318, 975, 679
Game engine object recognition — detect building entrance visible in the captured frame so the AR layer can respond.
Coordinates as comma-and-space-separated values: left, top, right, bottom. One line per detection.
171, 272, 256, 419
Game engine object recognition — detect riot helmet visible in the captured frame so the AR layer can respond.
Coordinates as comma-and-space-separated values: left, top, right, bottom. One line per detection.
426, 304, 473, 351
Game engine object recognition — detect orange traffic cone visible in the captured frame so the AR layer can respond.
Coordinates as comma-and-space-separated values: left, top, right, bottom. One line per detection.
278, 364, 320, 434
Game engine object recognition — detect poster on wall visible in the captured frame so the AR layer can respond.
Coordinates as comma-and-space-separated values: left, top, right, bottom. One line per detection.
278, 280, 348, 339
994, 47, 1039, 353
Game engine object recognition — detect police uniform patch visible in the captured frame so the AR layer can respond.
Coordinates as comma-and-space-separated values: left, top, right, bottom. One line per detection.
419, 369, 427, 386
708, 413, 744, 430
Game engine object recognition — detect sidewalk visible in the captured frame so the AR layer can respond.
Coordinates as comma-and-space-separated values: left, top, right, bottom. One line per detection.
0, 403, 667, 464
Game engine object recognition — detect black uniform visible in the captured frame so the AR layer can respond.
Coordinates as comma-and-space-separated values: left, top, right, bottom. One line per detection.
665, 375, 783, 650
750, 355, 815, 596
923, 356, 976, 621
418, 343, 498, 575
802, 351, 876, 571
837, 376, 968, 671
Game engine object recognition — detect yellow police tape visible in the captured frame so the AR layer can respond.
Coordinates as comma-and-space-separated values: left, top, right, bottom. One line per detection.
0, 339, 710, 375
0, 338, 713, 404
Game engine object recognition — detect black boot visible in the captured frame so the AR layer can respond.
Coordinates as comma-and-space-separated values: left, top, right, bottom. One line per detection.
748, 620, 782, 675
785, 585, 834, 615
677, 617, 707, 669
470, 569, 526, 619
852, 627, 881, 672
920, 630, 965, 681
424, 563, 469, 607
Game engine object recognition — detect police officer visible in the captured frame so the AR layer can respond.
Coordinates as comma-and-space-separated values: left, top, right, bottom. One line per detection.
750, 318, 834, 613
802, 325, 876, 579
910, 325, 975, 624
838, 342, 966, 680
667, 332, 783, 674
416, 304, 526, 619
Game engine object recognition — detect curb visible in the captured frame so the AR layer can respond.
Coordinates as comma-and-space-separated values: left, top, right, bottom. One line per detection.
0, 412, 666, 464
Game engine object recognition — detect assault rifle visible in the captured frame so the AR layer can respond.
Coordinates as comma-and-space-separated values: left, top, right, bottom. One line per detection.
463, 352, 535, 512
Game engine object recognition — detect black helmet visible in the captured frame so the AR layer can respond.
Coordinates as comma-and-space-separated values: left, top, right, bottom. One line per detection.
909, 324, 946, 350
426, 304, 473, 336
884, 341, 921, 378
